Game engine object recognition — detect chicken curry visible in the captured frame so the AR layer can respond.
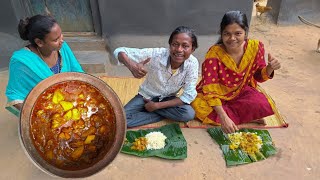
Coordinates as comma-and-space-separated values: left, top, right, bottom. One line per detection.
30, 81, 116, 170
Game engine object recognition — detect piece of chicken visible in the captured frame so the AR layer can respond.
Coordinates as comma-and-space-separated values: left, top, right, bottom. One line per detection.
256, 3, 272, 16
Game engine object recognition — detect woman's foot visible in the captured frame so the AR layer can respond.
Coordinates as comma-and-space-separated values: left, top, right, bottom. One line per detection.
251, 119, 267, 125
237, 119, 267, 130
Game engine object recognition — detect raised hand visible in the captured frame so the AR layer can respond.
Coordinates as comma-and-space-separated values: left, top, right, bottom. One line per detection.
266, 53, 281, 76
130, 58, 151, 78
267, 53, 281, 71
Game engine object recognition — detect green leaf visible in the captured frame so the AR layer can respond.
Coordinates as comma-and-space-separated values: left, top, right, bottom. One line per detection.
260, 143, 277, 158
121, 123, 187, 159
207, 127, 277, 166
207, 127, 230, 145
221, 145, 251, 166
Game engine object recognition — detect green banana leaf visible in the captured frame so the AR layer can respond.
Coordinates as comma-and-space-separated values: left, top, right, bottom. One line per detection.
121, 123, 187, 159
207, 127, 277, 166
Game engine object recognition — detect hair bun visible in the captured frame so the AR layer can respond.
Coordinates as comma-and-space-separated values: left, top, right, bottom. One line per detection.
18, 17, 30, 40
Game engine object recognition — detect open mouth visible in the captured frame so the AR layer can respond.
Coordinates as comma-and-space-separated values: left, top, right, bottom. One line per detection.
173, 53, 184, 58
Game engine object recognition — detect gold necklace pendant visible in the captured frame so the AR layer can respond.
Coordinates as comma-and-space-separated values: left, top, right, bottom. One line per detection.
37, 47, 57, 65
36, 47, 45, 60
35, 47, 61, 73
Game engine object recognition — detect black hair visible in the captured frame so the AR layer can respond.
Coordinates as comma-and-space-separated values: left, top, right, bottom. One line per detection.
216, 11, 249, 44
168, 26, 198, 50
18, 14, 57, 46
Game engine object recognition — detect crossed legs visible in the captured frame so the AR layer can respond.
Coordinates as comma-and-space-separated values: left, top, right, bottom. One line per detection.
125, 94, 195, 128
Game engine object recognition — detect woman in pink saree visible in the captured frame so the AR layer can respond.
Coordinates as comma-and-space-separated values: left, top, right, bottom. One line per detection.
191, 11, 281, 133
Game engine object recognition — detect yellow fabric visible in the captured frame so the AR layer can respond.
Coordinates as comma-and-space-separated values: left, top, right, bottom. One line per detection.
261, 67, 270, 81
171, 68, 178, 74
191, 95, 213, 121
207, 97, 222, 106
205, 40, 259, 73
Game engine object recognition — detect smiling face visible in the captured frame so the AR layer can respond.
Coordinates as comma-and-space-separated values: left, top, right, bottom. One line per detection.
37, 23, 64, 51
169, 33, 195, 69
221, 23, 246, 52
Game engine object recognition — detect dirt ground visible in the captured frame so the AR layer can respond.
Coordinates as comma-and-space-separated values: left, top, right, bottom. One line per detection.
0, 5, 320, 180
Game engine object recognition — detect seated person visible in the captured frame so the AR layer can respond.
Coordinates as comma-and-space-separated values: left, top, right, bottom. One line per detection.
191, 11, 281, 133
5, 14, 84, 116
113, 26, 199, 127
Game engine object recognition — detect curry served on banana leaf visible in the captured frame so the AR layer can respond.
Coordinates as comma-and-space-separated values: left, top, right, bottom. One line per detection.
30, 81, 116, 170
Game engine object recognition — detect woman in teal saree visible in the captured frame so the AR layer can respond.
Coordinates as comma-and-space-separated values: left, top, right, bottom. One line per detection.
5, 15, 84, 116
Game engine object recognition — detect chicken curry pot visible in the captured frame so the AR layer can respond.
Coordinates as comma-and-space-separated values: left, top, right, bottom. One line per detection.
20, 72, 126, 178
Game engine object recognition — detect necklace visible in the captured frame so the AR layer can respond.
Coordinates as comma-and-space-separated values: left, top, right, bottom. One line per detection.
37, 47, 57, 64
37, 47, 61, 73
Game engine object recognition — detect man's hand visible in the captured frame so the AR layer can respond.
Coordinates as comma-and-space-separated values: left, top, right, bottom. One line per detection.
129, 58, 151, 78
143, 98, 159, 112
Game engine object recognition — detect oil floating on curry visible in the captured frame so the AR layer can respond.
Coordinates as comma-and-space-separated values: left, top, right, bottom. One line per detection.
30, 81, 116, 170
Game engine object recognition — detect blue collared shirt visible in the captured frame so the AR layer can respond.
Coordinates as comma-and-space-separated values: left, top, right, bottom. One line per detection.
114, 47, 199, 104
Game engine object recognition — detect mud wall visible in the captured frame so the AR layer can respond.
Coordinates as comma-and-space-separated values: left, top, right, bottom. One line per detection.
268, 0, 320, 25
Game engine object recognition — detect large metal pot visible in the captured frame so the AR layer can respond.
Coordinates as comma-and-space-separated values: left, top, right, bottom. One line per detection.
19, 72, 126, 178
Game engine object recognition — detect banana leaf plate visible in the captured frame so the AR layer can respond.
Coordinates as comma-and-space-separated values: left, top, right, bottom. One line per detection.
121, 123, 187, 159
207, 127, 277, 166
